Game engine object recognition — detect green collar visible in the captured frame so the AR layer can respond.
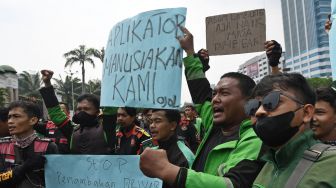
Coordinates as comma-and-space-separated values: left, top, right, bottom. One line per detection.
262, 130, 318, 169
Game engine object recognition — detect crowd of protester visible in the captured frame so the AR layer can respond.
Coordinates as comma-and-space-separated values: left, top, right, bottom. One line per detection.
0, 16, 335, 188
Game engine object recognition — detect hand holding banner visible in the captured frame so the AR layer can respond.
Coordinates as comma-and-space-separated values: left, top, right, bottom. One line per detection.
45, 155, 162, 188
101, 8, 187, 109
206, 9, 266, 56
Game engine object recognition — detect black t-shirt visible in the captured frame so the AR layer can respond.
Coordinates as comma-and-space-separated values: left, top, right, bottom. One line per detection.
192, 125, 239, 172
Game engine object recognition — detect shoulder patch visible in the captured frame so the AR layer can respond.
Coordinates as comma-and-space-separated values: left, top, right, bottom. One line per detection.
135, 127, 150, 137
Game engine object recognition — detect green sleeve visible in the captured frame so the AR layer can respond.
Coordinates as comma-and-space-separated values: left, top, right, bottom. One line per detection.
183, 55, 205, 81
48, 106, 68, 125
185, 170, 231, 188
195, 101, 213, 134
47, 106, 74, 142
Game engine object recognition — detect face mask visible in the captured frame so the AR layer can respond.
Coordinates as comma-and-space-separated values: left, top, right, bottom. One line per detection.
254, 111, 299, 147
72, 111, 98, 127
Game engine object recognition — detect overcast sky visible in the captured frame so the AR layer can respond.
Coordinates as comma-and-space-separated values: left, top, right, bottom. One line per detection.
0, 0, 284, 103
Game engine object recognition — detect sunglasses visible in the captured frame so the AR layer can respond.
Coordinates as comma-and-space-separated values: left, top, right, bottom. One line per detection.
244, 91, 304, 116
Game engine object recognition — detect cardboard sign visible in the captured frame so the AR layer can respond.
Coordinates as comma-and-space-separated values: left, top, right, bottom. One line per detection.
101, 8, 187, 109
45, 155, 163, 188
206, 9, 266, 55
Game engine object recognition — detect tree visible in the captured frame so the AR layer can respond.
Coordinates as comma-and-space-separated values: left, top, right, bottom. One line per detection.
87, 79, 101, 97
0, 88, 8, 107
53, 75, 81, 111
64, 45, 97, 94
18, 71, 42, 98
93, 47, 105, 63
306, 77, 332, 89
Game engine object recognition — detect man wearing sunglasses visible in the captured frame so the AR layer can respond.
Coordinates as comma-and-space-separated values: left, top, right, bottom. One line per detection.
250, 73, 336, 187
140, 26, 265, 188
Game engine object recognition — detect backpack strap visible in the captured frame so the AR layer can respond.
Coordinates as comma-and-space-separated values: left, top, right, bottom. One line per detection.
177, 140, 195, 168
285, 143, 331, 188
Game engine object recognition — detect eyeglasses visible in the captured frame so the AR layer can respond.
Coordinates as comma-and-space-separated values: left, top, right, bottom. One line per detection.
244, 91, 304, 116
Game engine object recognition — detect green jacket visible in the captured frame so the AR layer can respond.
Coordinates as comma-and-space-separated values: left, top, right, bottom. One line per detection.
253, 130, 336, 188
183, 55, 264, 188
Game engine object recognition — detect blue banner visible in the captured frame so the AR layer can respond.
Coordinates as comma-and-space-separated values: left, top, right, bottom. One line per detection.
101, 8, 187, 109
45, 155, 162, 188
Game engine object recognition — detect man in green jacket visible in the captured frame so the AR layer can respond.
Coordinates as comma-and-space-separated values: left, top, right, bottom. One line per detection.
248, 73, 336, 187
140, 26, 265, 188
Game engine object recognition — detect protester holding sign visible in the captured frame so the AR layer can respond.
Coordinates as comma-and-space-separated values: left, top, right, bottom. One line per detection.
39, 70, 117, 154
145, 108, 194, 188
0, 101, 58, 188
116, 107, 150, 155
140, 26, 265, 188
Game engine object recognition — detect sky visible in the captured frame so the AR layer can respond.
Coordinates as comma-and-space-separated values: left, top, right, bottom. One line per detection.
0, 0, 284, 103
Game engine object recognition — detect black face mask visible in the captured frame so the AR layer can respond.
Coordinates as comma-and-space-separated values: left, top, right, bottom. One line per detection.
254, 111, 299, 147
72, 111, 98, 127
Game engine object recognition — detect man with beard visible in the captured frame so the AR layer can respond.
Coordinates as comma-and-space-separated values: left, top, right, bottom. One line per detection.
39, 70, 117, 154
140, 26, 265, 188
0, 101, 58, 188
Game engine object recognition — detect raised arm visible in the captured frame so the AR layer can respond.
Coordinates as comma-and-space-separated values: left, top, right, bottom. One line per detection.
265, 40, 282, 75
39, 70, 73, 141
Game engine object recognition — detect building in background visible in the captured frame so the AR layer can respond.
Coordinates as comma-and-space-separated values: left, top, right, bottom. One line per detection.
281, 0, 331, 78
238, 52, 286, 83
0, 65, 18, 106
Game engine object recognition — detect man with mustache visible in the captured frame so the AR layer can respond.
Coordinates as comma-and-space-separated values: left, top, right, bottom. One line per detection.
140, 26, 265, 188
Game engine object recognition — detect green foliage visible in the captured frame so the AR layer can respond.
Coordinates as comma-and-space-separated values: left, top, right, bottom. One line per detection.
0, 88, 8, 107
87, 79, 101, 97
53, 75, 81, 111
18, 71, 42, 98
64, 45, 98, 94
306, 77, 332, 89
93, 47, 105, 63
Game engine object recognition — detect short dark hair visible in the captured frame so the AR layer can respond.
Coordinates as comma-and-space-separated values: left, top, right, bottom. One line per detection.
183, 103, 195, 111
152, 109, 181, 123
220, 72, 256, 98
77, 94, 100, 111
142, 108, 153, 115
8, 101, 41, 119
316, 87, 336, 110
120, 107, 137, 117
253, 73, 316, 105
0, 107, 9, 122
59, 102, 70, 112
125, 107, 137, 117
